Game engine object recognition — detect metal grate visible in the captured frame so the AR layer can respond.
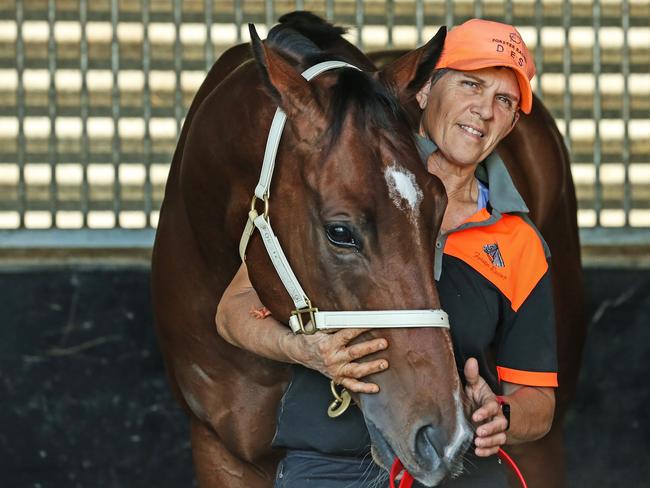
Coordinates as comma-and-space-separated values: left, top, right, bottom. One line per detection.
0, 0, 649, 248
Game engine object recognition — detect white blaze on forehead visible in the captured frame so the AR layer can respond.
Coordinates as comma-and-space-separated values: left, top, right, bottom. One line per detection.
384, 162, 423, 226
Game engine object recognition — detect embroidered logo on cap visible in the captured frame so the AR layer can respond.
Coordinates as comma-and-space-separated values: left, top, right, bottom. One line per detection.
483, 243, 505, 268
509, 32, 522, 44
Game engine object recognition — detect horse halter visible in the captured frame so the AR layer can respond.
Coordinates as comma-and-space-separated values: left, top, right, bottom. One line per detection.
239, 60, 449, 336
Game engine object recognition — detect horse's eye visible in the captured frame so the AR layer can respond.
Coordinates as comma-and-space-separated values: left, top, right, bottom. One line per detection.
325, 224, 360, 250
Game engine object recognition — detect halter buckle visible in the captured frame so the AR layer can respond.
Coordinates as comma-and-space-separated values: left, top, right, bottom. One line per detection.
291, 300, 319, 335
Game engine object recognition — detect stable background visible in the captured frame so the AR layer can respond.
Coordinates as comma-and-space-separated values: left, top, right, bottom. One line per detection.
1, 1, 649, 487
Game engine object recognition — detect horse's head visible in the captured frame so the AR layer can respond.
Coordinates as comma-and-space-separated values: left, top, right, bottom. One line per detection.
247, 23, 473, 486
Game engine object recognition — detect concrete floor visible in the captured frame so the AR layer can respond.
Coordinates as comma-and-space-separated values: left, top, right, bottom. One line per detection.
1, 266, 649, 487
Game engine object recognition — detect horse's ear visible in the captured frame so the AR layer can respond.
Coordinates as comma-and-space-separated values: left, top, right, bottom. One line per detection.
249, 24, 323, 140
379, 26, 447, 104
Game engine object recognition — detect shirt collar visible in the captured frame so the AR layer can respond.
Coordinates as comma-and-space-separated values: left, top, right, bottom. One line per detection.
414, 134, 529, 214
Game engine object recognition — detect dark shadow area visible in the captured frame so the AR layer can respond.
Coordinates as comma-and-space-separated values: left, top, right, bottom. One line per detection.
1, 267, 648, 487
565, 268, 650, 486
0, 268, 194, 488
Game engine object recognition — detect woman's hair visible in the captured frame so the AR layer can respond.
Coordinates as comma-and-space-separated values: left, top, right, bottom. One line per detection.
429, 68, 452, 86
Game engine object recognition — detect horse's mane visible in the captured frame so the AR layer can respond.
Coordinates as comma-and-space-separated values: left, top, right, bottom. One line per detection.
271, 11, 347, 56
265, 12, 414, 155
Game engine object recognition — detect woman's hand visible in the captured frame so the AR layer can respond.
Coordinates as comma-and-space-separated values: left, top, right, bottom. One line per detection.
463, 357, 508, 457
286, 328, 389, 394
218, 263, 389, 395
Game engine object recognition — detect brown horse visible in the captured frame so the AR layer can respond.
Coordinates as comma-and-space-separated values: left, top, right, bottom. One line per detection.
152, 12, 586, 488
367, 47, 587, 487
153, 12, 471, 488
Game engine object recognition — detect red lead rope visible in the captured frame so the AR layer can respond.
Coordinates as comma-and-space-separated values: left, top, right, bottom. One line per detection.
389, 458, 414, 488
390, 448, 528, 488
495, 448, 528, 488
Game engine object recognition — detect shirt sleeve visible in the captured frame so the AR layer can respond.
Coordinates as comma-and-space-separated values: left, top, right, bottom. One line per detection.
495, 267, 558, 387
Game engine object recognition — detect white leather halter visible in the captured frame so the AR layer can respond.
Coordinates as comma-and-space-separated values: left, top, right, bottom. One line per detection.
239, 60, 449, 335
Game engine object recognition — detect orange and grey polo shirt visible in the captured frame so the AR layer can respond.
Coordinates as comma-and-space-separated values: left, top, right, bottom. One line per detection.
417, 135, 558, 391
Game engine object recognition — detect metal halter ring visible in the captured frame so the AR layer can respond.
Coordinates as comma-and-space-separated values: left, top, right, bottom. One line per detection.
249, 194, 269, 219
327, 380, 352, 418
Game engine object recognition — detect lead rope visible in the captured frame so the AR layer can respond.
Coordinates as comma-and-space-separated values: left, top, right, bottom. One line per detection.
389, 458, 414, 488
495, 448, 529, 488
390, 449, 528, 488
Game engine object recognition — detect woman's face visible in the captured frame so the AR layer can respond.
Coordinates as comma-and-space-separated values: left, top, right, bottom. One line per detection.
416, 67, 521, 169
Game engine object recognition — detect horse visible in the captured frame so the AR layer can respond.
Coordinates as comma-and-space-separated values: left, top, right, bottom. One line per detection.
367, 48, 587, 487
151, 12, 586, 488
152, 12, 468, 487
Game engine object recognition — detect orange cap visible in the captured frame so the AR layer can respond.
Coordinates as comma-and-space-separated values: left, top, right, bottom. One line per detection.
435, 19, 536, 114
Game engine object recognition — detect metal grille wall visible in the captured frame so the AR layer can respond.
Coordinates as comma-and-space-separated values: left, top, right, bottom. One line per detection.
0, 0, 649, 248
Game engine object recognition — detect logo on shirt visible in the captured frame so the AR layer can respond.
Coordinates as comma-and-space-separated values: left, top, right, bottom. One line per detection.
483, 243, 505, 268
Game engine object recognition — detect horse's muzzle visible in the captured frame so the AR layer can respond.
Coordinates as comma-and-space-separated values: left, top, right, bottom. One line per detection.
367, 404, 474, 487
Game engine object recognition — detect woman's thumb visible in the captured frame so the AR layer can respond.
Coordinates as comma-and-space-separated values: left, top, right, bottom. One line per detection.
463, 357, 480, 386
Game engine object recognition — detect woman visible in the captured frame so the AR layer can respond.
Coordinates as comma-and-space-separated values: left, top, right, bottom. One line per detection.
216, 19, 557, 487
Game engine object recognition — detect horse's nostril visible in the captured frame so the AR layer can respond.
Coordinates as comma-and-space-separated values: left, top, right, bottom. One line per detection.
415, 425, 445, 461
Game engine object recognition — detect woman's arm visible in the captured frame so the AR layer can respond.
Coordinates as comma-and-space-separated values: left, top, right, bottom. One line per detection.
463, 358, 555, 457
215, 263, 390, 393
500, 382, 555, 444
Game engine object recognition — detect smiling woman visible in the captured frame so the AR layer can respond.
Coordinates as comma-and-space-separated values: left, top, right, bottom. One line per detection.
212, 17, 559, 488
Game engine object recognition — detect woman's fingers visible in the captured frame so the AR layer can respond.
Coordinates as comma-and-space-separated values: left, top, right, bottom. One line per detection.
345, 338, 388, 360
334, 327, 371, 342
299, 329, 388, 393
474, 412, 508, 457
472, 399, 500, 423
339, 377, 380, 394
474, 445, 502, 457
475, 415, 508, 438
474, 431, 507, 457
341, 359, 389, 380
